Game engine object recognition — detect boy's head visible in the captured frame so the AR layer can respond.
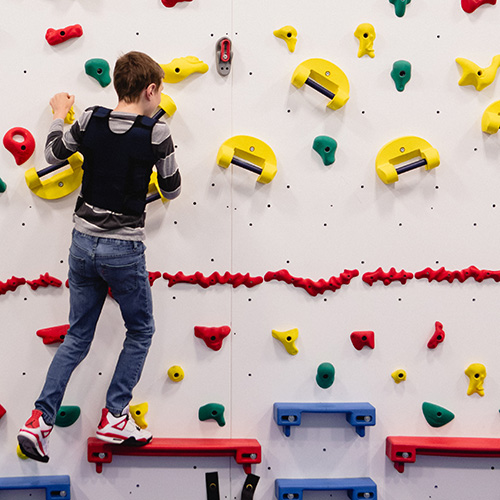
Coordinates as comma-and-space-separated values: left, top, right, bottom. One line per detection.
113, 52, 164, 103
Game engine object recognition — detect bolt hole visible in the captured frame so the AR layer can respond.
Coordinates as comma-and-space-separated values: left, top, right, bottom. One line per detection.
97, 68, 103, 75
400, 71, 406, 77
175, 68, 180, 73
363, 33, 368, 38
324, 147, 330, 153
60, 31, 66, 36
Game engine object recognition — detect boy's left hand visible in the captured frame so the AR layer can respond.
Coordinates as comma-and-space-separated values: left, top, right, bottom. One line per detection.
50, 93, 75, 121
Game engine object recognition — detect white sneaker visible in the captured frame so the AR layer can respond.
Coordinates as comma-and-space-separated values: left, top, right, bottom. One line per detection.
96, 407, 152, 446
17, 409, 53, 462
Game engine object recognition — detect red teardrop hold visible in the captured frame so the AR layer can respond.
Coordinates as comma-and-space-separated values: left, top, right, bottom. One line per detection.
3, 127, 35, 165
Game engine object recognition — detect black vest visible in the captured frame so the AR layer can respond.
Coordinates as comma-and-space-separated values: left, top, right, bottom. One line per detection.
77, 107, 157, 216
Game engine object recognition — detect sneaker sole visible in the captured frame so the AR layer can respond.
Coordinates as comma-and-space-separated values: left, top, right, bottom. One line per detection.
95, 433, 152, 447
17, 435, 49, 463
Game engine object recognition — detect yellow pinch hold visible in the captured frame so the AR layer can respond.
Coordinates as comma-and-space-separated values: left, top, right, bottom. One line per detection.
167, 365, 185, 382
272, 328, 299, 355
129, 402, 149, 429
161, 56, 209, 84
354, 23, 376, 58
391, 369, 406, 384
51, 106, 75, 124
16, 445, 28, 460
481, 100, 500, 134
159, 93, 177, 117
273, 25, 298, 52
465, 363, 486, 397
456, 55, 500, 91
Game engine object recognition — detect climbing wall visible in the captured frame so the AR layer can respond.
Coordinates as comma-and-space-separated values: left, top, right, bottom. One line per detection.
1, 0, 500, 498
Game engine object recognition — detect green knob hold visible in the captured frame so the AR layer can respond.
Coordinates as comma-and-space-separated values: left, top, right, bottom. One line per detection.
422, 402, 455, 428
0, 177, 6, 193
55, 405, 81, 427
316, 362, 335, 389
391, 60, 412, 92
199, 403, 226, 427
85, 58, 111, 87
389, 0, 411, 17
313, 136, 337, 166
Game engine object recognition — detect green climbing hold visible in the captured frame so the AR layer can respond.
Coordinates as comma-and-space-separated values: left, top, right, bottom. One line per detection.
316, 362, 335, 389
0, 177, 6, 193
391, 60, 412, 92
389, 0, 411, 17
313, 136, 337, 166
55, 405, 81, 427
85, 58, 111, 87
199, 403, 226, 427
422, 402, 455, 428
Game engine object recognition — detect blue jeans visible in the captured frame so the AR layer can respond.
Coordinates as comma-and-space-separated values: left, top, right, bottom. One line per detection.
35, 229, 155, 425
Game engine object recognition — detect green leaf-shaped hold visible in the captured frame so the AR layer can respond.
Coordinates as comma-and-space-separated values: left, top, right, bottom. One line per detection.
55, 405, 81, 427
391, 60, 412, 92
422, 402, 454, 428
316, 362, 335, 389
85, 58, 111, 87
389, 0, 411, 17
313, 136, 337, 166
199, 403, 226, 427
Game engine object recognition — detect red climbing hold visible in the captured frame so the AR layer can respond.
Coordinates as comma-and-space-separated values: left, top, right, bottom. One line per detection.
161, 0, 193, 6
148, 271, 162, 286
163, 271, 263, 289
415, 266, 500, 283
350, 331, 375, 351
0, 276, 26, 295
27, 273, 62, 290
427, 321, 445, 349
0, 404, 6, 419
194, 325, 231, 351
462, 0, 496, 13
3, 127, 35, 165
36, 324, 69, 345
45, 24, 83, 45
362, 267, 413, 286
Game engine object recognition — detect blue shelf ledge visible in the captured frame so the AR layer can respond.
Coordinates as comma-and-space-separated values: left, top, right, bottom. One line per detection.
0, 475, 70, 500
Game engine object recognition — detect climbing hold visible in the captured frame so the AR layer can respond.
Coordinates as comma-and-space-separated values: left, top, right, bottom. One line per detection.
45, 24, 83, 46
16, 445, 28, 460
55, 405, 81, 427
195, 325, 231, 351
27, 273, 62, 290
52, 106, 75, 125
0, 404, 6, 419
391, 369, 406, 383
216, 37, 232, 76
199, 403, 226, 427
389, 0, 412, 17
312, 136, 337, 166
292, 58, 350, 110
273, 25, 298, 53
391, 60, 412, 92
167, 365, 184, 382
36, 324, 69, 345
350, 331, 375, 351
272, 328, 299, 355
217, 135, 277, 184
462, 0, 497, 13
0, 177, 6, 193
163, 271, 262, 288
3, 127, 35, 165
161, 56, 208, 83
316, 362, 335, 388
427, 321, 445, 349
354, 23, 376, 58
375, 136, 440, 184
130, 402, 149, 429
362, 267, 413, 286
0, 276, 26, 295
456, 55, 500, 91
465, 363, 486, 396
161, 0, 194, 6
481, 100, 500, 134
422, 402, 455, 428
85, 58, 111, 87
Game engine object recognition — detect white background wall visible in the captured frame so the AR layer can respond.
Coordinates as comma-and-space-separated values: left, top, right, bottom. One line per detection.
1, 0, 500, 498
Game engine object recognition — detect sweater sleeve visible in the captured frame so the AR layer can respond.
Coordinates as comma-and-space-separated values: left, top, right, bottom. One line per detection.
152, 121, 181, 200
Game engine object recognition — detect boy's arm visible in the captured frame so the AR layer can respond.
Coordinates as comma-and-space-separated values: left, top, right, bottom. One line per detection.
153, 123, 181, 200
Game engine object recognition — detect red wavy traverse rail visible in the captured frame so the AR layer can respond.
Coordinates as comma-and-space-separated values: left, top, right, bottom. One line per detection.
362, 267, 413, 286
264, 269, 359, 296
0, 276, 26, 295
163, 271, 263, 289
415, 266, 500, 283
27, 273, 62, 290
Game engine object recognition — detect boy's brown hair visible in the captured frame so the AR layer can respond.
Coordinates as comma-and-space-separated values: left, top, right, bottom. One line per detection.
113, 51, 164, 103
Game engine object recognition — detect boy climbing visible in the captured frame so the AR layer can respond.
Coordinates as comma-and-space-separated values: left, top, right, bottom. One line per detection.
18, 51, 181, 462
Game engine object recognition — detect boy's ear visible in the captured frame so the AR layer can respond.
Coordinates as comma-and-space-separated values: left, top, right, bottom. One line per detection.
145, 83, 157, 99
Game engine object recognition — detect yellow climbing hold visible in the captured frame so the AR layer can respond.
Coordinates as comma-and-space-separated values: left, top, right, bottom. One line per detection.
481, 100, 500, 134
273, 25, 297, 52
161, 56, 209, 84
168, 365, 184, 382
16, 445, 28, 460
465, 363, 486, 397
130, 402, 149, 429
391, 369, 406, 384
354, 23, 376, 58
456, 55, 500, 91
52, 105, 75, 124
272, 328, 299, 355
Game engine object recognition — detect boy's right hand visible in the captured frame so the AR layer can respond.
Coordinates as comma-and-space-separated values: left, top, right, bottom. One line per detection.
50, 93, 75, 121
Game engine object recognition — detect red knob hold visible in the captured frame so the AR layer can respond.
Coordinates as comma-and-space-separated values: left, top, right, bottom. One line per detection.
3, 127, 35, 165
45, 24, 83, 45
194, 325, 231, 351
427, 321, 445, 349
462, 0, 496, 13
36, 324, 70, 345
350, 331, 375, 350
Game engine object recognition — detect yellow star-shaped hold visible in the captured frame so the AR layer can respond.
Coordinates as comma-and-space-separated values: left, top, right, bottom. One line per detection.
272, 328, 299, 355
